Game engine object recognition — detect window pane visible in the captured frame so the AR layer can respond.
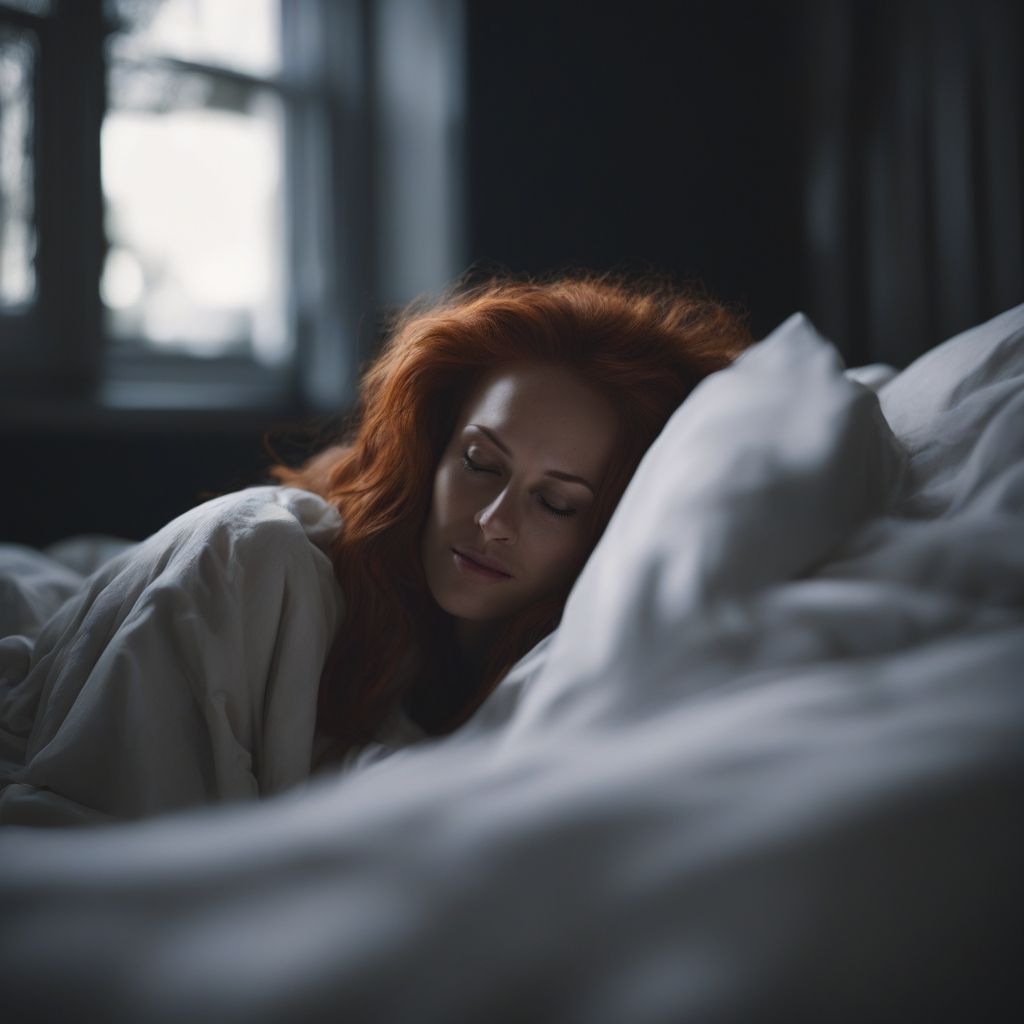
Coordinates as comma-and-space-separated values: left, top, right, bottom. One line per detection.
102, 62, 288, 362
107, 0, 281, 76
0, 25, 36, 310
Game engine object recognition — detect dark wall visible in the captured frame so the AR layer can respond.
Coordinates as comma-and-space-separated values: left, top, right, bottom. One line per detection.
465, 0, 808, 342
1, 413, 316, 548
463, 0, 1023, 363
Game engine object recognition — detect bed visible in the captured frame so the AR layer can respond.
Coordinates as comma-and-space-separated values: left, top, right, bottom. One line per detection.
1, 305, 1022, 1022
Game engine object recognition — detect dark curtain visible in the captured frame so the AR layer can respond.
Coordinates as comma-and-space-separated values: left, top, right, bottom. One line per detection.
802, 0, 1023, 366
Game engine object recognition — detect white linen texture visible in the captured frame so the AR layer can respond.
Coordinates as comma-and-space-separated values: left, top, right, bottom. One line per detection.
0, 305, 1021, 1023
0, 487, 343, 824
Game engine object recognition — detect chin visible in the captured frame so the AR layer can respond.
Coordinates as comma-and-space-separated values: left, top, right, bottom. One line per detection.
432, 586, 510, 623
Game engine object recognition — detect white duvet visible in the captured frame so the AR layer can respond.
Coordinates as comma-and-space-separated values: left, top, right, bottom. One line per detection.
1, 307, 1022, 1022
0, 486, 344, 824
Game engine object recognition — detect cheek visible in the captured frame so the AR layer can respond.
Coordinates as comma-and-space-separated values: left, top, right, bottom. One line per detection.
427, 461, 469, 536
431, 464, 458, 524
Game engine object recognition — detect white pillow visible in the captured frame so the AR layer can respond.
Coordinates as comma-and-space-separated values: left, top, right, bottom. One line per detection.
497, 313, 906, 736
878, 301, 1024, 443
876, 302, 1024, 519
466, 305, 1024, 739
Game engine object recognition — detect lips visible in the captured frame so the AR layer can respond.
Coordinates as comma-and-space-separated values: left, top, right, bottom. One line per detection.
452, 546, 513, 579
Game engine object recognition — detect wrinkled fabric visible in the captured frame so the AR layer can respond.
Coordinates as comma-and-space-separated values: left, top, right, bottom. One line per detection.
0, 487, 343, 824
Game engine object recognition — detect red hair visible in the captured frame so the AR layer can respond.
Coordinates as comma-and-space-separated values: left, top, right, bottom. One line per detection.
271, 273, 753, 755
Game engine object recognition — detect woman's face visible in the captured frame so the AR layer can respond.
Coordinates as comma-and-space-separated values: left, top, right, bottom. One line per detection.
420, 362, 619, 630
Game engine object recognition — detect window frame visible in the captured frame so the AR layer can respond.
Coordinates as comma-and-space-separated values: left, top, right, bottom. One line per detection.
0, 0, 465, 421
0, 0, 364, 417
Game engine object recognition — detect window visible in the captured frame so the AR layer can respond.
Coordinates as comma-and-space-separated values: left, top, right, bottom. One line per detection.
0, 4, 41, 347
0, 0, 466, 414
103, 0, 288, 364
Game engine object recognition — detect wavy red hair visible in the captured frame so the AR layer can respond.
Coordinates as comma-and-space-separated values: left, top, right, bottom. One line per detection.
271, 274, 753, 756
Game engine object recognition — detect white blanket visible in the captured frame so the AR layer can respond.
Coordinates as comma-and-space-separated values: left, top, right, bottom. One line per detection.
1, 306, 1021, 1022
0, 487, 343, 824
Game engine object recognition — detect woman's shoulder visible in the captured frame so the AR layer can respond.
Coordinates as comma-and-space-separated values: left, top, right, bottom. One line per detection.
128, 486, 345, 626
159, 485, 342, 556
54, 485, 343, 638
1, 486, 345, 822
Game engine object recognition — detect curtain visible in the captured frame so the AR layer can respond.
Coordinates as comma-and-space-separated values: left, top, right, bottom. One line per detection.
803, 0, 1022, 365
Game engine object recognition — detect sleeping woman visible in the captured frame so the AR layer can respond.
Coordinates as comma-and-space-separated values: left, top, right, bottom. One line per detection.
0, 274, 752, 824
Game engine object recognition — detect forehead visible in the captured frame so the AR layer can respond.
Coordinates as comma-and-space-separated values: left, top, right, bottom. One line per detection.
456, 363, 619, 475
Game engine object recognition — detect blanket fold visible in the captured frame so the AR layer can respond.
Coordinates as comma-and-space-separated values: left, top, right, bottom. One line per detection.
0, 487, 343, 825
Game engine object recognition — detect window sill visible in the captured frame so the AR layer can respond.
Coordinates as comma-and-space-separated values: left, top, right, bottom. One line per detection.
0, 350, 338, 434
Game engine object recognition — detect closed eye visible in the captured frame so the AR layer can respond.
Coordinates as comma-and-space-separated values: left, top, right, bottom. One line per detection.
461, 451, 498, 474
539, 495, 577, 518
463, 450, 577, 518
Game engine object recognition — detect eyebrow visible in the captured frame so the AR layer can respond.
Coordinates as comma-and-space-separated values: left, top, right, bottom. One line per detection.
467, 423, 596, 494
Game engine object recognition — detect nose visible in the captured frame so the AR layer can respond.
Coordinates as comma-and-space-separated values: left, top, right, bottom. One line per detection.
474, 487, 517, 544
